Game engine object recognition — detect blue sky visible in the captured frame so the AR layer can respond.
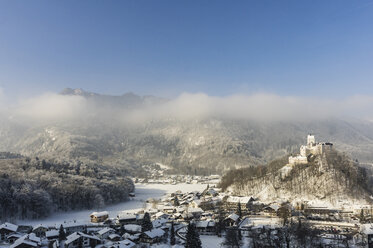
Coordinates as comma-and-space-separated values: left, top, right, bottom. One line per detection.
0, 0, 373, 99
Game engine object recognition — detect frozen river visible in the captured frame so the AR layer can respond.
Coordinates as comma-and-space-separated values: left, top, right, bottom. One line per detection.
16, 183, 208, 227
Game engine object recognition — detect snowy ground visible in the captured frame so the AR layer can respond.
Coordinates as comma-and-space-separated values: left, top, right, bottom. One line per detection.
200, 235, 224, 248
16, 183, 207, 227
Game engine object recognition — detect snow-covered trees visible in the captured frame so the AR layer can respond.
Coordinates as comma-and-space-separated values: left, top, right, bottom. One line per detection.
0, 157, 134, 220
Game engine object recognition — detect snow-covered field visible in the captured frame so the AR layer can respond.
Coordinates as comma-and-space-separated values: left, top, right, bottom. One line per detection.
16, 183, 207, 227
200, 235, 224, 248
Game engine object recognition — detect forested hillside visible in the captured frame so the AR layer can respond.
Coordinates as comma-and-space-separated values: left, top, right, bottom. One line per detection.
0, 156, 134, 221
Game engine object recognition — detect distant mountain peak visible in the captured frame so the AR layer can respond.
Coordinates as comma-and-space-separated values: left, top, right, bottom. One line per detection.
60, 88, 93, 96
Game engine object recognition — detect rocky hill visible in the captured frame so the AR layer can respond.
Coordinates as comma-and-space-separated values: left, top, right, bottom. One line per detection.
1, 89, 373, 175
220, 149, 373, 206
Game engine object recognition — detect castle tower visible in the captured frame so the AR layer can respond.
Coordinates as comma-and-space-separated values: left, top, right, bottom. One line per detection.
307, 134, 315, 148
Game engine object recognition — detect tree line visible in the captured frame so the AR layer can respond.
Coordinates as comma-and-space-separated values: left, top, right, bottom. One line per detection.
0, 156, 134, 221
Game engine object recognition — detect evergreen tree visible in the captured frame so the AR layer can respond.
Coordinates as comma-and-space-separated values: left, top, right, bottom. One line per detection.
185, 223, 202, 248
170, 222, 176, 245
237, 202, 242, 219
120, 225, 125, 235
216, 204, 225, 237
58, 224, 66, 241
223, 227, 241, 248
360, 209, 365, 223
141, 212, 153, 232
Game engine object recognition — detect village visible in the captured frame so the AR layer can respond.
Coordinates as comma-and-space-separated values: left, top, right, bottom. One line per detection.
1, 182, 373, 248
1, 135, 373, 248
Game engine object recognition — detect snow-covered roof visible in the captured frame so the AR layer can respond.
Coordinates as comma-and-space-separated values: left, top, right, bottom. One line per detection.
123, 224, 141, 233
91, 211, 109, 217
226, 213, 239, 222
0, 222, 18, 232
187, 207, 203, 213
239, 217, 282, 229
46, 230, 59, 238
108, 234, 120, 239
155, 212, 168, 219
226, 196, 253, 203
7, 233, 23, 240
65, 232, 100, 245
152, 219, 168, 229
117, 213, 136, 220
122, 233, 140, 241
268, 203, 280, 211
110, 239, 136, 248
65, 232, 80, 244
32, 224, 48, 231
98, 227, 114, 235
10, 233, 40, 248
143, 228, 165, 239
196, 220, 215, 228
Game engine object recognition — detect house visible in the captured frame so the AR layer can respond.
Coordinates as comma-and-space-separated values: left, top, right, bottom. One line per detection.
163, 206, 175, 214
140, 228, 165, 244
108, 234, 121, 242
17, 226, 33, 234
109, 239, 136, 248
60, 221, 87, 234
152, 219, 168, 229
45, 230, 59, 240
263, 203, 281, 216
123, 224, 141, 234
10, 233, 41, 248
190, 200, 202, 208
7, 234, 23, 244
117, 213, 137, 225
224, 196, 252, 214
122, 233, 140, 243
224, 213, 240, 226
32, 224, 49, 237
195, 220, 216, 234
65, 232, 101, 248
135, 214, 145, 225
0, 222, 18, 241
97, 227, 115, 239
154, 212, 169, 220
187, 207, 204, 218
90, 211, 109, 223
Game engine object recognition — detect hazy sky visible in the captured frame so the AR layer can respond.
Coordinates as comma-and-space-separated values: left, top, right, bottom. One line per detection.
1, 0, 373, 100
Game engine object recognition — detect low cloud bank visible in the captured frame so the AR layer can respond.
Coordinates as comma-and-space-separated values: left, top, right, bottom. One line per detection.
2, 91, 373, 124
127, 93, 373, 122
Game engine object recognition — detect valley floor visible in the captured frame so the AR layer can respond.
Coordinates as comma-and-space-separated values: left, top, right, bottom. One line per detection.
15, 183, 208, 227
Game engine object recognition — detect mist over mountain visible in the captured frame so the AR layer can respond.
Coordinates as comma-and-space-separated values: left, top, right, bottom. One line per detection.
0, 88, 373, 174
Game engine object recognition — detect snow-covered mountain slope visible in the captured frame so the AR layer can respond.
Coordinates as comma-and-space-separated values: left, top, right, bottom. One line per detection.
1, 89, 373, 174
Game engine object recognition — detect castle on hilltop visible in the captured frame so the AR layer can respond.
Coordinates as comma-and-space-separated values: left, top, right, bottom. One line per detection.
288, 134, 333, 165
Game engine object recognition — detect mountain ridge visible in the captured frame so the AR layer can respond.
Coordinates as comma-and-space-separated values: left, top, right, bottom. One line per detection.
1, 89, 373, 175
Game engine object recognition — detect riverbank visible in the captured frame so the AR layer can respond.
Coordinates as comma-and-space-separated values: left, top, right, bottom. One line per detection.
15, 183, 208, 227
